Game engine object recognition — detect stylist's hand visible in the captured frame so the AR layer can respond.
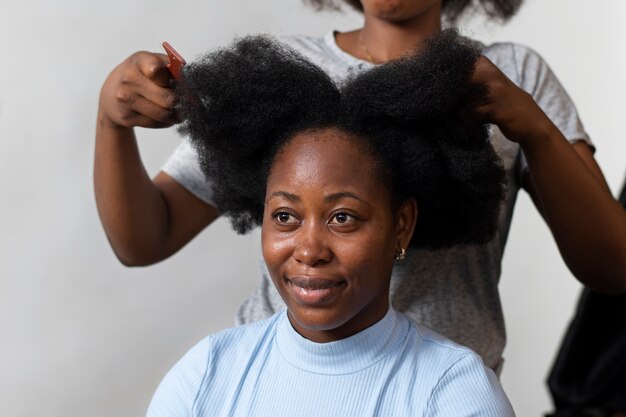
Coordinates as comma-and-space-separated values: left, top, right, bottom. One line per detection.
471, 56, 554, 145
98, 52, 178, 130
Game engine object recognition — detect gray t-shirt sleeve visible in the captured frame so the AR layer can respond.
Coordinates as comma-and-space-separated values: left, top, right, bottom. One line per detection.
485, 43, 594, 178
161, 139, 216, 206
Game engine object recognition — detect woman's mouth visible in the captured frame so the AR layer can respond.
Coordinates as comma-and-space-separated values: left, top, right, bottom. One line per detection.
285, 276, 346, 306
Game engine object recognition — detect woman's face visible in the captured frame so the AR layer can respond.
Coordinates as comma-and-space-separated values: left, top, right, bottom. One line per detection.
262, 128, 416, 343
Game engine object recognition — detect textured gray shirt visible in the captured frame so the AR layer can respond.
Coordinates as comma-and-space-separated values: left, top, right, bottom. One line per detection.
163, 32, 592, 371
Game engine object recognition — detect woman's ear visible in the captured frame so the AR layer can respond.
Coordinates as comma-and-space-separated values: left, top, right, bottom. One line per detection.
396, 198, 418, 251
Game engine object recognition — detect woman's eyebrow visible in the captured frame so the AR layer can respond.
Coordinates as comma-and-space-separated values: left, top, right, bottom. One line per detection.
324, 192, 371, 207
268, 191, 300, 202
268, 191, 370, 207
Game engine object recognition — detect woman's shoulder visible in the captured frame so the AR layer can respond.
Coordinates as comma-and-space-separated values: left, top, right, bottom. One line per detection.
407, 317, 480, 365
278, 34, 327, 52
146, 313, 284, 416
483, 41, 550, 86
483, 41, 544, 64
277, 33, 362, 80
168, 312, 283, 382
403, 317, 514, 414
206, 311, 283, 354
402, 316, 496, 388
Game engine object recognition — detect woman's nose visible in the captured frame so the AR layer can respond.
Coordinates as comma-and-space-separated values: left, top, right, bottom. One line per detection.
292, 222, 333, 267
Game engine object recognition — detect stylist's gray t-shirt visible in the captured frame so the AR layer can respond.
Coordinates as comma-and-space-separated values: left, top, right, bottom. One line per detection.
162, 32, 592, 371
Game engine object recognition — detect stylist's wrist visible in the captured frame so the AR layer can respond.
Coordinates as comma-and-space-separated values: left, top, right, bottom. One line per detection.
514, 115, 560, 150
97, 108, 134, 133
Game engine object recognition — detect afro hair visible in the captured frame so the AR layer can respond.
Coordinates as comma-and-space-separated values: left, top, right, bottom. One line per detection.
176, 29, 506, 249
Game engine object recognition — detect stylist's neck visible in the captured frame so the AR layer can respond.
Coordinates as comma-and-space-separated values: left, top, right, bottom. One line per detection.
360, 10, 441, 62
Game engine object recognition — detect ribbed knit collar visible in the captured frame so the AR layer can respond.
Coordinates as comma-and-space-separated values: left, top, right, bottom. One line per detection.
275, 308, 408, 375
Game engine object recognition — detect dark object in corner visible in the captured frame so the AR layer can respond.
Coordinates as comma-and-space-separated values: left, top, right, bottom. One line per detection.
546, 178, 626, 417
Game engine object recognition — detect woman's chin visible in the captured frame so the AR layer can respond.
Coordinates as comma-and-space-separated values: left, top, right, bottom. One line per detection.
286, 308, 351, 340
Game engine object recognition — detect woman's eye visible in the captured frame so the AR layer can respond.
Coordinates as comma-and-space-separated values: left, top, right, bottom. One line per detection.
274, 212, 298, 224
330, 212, 355, 225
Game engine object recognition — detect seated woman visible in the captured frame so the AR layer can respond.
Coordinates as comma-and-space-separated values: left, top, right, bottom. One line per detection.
147, 30, 514, 417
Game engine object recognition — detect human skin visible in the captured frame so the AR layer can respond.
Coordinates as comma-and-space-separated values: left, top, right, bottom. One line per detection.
94, 0, 626, 291
94, 52, 218, 266
261, 128, 417, 342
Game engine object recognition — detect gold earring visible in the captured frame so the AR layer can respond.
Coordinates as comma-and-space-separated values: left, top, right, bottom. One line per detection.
395, 247, 406, 261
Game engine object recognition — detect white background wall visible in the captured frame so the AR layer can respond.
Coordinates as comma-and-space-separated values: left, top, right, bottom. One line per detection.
0, 1, 624, 416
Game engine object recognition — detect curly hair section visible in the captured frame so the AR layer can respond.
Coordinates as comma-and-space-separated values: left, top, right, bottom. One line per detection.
339, 29, 503, 247
176, 29, 506, 248
303, 0, 523, 22
177, 36, 340, 233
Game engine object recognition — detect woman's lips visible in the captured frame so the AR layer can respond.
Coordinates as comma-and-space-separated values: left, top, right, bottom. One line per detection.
286, 276, 346, 306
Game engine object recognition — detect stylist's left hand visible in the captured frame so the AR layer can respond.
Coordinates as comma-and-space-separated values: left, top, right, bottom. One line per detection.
471, 56, 554, 145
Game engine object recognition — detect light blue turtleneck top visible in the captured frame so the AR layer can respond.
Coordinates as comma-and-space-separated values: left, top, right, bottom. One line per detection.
147, 308, 515, 416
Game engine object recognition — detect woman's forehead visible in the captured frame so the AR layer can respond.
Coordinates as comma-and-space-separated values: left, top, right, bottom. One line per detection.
264, 128, 393, 206
268, 128, 380, 186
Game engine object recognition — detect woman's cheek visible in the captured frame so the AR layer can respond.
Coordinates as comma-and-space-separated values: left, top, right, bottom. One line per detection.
262, 231, 295, 269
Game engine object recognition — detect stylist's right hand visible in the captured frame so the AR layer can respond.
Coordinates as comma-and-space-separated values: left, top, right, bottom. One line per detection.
98, 51, 178, 130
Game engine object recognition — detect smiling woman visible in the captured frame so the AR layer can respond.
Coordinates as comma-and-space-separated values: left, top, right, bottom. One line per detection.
262, 129, 412, 343
146, 30, 512, 416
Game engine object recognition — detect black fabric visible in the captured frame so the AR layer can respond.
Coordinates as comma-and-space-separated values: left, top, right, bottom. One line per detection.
546, 289, 626, 416
546, 180, 626, 417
